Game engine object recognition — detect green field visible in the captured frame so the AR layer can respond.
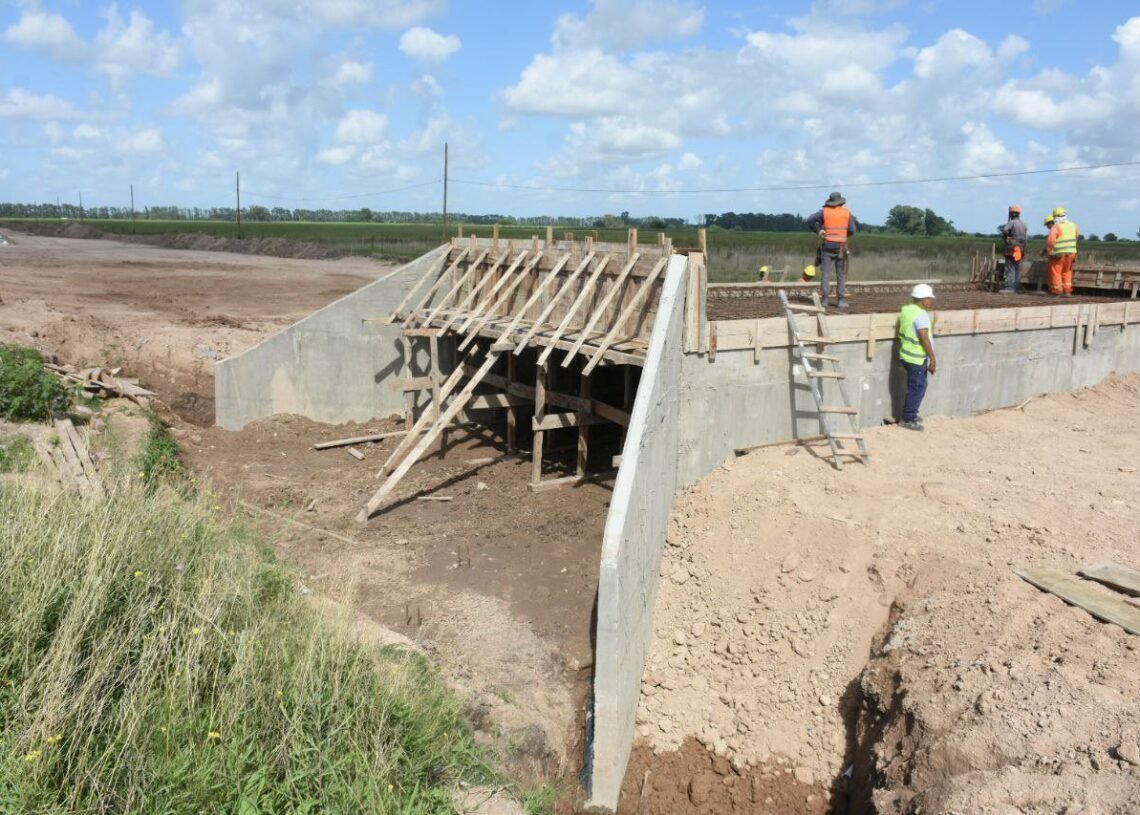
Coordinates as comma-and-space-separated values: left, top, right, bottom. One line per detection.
7, 218, 1140, 283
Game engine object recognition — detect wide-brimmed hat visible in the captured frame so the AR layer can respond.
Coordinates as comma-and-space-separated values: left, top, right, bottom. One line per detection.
824, 191, 845, 206
911, 283, 935, 299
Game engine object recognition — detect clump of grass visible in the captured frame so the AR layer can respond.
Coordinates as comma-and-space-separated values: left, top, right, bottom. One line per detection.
135, 415, 185, 488
0, 345, 70, 422
0, 435, 36, 474
0, 476, 490, 813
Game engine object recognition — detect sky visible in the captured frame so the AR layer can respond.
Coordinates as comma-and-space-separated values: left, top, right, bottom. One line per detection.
3, 0, 1140, 235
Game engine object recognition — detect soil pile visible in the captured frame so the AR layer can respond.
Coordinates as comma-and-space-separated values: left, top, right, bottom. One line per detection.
637, 374, 1140, 812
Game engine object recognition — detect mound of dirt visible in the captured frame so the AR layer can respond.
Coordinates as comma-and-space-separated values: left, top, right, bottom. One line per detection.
634, 374, 1140, 812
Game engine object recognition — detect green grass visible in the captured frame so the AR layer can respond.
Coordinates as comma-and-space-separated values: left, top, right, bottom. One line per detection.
135, 416, 186, 489
0, 435, 36, 474
0, 346, 70, 423
0, 471, 493, 813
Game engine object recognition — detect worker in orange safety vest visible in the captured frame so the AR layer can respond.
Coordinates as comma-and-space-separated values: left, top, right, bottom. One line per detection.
806, 191, 858, 309
1045, 206, 1078, 296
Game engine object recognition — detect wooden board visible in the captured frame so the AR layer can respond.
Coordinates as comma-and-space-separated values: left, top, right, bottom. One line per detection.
1079, 561, 1140, 597
1016, 567, 1140, 635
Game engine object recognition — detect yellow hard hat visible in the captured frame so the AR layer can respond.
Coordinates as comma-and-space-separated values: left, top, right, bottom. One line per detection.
759, 265, 770, 274
1044, 215, 1054, 226
1052, 206, 1067, 218
803, 265, 817, 278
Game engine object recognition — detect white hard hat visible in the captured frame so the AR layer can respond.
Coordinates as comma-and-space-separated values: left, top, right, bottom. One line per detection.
911, 283, 935, 299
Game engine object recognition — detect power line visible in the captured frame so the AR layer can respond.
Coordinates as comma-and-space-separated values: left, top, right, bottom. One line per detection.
242, 178, 441, 204
450, 160, 1140, 196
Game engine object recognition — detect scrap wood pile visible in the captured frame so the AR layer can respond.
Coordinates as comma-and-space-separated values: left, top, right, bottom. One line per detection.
1017, 560, 1140, 635
33, 418, 102, 496
44, 362, 156, 406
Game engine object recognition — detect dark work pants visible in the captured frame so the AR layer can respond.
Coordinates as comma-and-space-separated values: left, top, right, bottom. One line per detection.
901, 359, 928, 422
1004, 257, 1022, 292
819, 249, 846, 302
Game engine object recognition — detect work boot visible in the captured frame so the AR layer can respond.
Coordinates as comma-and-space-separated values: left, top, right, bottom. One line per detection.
900, 420, 924, 432
836, 299, 849, 310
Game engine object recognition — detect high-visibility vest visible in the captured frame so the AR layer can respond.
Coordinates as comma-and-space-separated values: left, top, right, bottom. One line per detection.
898, 303, 932, 365
1054, 221, 1078, 255
822, 206, 851, 244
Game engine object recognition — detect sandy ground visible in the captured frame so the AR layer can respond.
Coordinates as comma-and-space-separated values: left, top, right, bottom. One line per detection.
635, 374, 1140, 813
0, 230, 606, 795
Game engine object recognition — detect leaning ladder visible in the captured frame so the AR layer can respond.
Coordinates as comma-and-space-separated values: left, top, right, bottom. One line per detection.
778, 291, 870, 470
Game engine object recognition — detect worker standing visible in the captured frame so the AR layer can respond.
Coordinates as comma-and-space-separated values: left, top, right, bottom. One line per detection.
806, 192, 858, 309
897, 284, 937, 432
1045, 206, 1078, 296
1000, 205, 1028, 293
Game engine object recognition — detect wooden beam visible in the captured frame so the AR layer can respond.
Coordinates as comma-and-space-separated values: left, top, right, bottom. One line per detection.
314, 430, 407, 450
436, 249, 512, 335
468, 392, 527, 411
400, 336, 415, 430
479, 368, 630, 427
387, 251, 448, 324
455, 250, 529, 334
1016, 567, 1140, 636
389, 376, 432, 392
515, 251, 596, 352
583, 256, 668, 375
562, 252, 642, 366
458, 251, 545, 349
402, 246, 469, 327
506, 354, 517, 453
577, 373, 590, 477
532, 361, 548, 484
422, 247, 489, 324
532, 411, 605, 432
496, 252, 572, 344
1079, 562, 1140, 596
537, 253, 613, 367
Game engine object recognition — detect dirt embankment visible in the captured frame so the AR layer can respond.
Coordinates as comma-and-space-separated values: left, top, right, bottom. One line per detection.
633, 374, 1140, 813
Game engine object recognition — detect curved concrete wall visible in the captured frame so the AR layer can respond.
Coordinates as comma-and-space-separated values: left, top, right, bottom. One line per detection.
214, 246, 446, 430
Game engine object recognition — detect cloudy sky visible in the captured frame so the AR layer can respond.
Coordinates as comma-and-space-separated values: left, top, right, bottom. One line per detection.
3, 0, 1140, 234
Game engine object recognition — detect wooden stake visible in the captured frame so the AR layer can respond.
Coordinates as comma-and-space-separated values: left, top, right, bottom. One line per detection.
532, 360, 548, 485
577, 371, 590, 477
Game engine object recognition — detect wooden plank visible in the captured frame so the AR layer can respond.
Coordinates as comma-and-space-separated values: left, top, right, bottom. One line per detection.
468, 393, 527, 410
421, 248, 489, 323
52, 420, 91, 493
528, 474, 587, 493
454, 250, 529, 334
429, 336, 441, 421
494, 252, 572, 346
480, 368, 630, 427
386, 250, 448, 323
819, 406, 858, 414
684, 257, 701, 353
1079, 562, 1140, 597
402, 247, 469, 327
1016, 567, 1140, 636
400, 336, 415, 430
532, 361, 548, 484
562, 253, 641, 365
358, 351, 501, 521
582, 256, 668, 375
390, 376, 432, 392
577, 373, 590, 477
515, 251, 596, 352
313, 430, 406, 450
537, 253, 613, 367
532, 412, 605, 432
506, 354, 517, 453
436, 249, 513, 335
346, 447, 365, 460
458, 251, 545, 348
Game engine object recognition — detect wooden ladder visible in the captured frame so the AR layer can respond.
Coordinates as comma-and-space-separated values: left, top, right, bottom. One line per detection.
779, 291, 870, 470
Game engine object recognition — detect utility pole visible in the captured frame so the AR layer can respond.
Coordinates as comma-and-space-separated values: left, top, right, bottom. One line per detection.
78, 191, 84, 221
130, 184, 135, 232
442, 142, 448, 243
236, 171, 241, 238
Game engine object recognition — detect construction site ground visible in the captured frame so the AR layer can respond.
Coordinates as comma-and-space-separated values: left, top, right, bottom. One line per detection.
630, 375, 1140, 813
706, 286, 1129, 321
0, 230, 606, 795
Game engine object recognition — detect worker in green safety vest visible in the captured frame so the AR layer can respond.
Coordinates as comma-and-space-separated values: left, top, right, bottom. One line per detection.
897, 283, 937, 431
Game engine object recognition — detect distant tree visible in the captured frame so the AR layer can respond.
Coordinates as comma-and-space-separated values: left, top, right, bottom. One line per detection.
1104, 232, 1118, 242
1086, 234, 1101, 242
246, 205, 271, 222
885, 205, 954, 236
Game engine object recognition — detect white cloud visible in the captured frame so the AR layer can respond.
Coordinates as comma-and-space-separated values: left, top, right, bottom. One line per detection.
399, 26, 461, 62
914, 29, 998, 78
679, 152, 703, 170
412, 74, 444, 97
121, 127, 164, 154
313, 0, 444, 28
553, 0, 704, 52
334, 110, 389, 145
332, 60, 374, 85
958, 121, 1018, 175
316, 145, 357, 165
73, 124, 105, 141
94, 6, 183, 84
2, 11, 81, 55
0, 88, 80, 120
1113, 16, 1140, 58
505, 50, 641, 116
992, 84, 1113, 129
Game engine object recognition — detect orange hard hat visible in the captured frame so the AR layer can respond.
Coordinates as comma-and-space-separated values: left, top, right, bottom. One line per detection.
1009, 205, 1022, 214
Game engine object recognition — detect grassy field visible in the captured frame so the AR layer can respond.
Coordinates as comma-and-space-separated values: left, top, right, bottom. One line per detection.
0, 398, 517, 813
7, 217, 1140, 282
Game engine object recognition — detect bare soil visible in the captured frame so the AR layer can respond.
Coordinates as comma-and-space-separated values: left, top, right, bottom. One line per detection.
636, 374, 1140, 813
0, 230, 607, 793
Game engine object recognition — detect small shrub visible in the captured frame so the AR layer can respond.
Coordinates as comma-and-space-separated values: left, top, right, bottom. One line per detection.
0, 434, 36, 473
135, 416, 184, 487
0, 345, 70, 421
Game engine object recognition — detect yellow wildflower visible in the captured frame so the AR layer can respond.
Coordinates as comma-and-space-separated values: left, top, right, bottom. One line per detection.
24, 750, 41, 762
133, 570, 144, 578
207, 731, 222, 741
275, 690, 283, 698
46, 734, 62, 745
191, 627, 201, 636
388, 784, 394, 792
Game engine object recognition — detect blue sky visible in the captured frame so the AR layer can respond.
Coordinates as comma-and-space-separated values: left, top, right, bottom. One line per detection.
3, 0, 1140, 234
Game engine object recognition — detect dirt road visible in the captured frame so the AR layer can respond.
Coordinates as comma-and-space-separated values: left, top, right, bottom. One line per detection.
633, 375, 1140, 813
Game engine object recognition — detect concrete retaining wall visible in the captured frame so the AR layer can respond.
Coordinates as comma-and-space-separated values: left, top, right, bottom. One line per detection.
214, 247, 446, 430
588, 255, 688, 811
676, 321, 1140, 488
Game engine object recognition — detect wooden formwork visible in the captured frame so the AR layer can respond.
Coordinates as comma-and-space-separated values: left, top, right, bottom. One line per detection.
357, 228, 682, 520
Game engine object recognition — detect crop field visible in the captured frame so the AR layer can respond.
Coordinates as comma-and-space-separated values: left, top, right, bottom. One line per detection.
7, 217, 1140, 282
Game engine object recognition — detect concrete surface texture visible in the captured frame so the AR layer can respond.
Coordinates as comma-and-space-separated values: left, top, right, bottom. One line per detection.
214, 246, 446, 430
588, 255, 689, 811
675, 321, 1140, 489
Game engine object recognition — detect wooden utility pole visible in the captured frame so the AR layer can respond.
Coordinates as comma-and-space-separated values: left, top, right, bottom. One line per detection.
236, 172, 242, 238
78, 191, 84, 221
442, 142, 449, 243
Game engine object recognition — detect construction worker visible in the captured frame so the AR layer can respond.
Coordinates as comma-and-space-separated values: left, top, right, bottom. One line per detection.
801, 264, 818, 283
758, 264, 771, 281
1045, 206, 1079, 296
897, 284, 937, 432
806, 191, 858, 309
1000, 205, 1028, 293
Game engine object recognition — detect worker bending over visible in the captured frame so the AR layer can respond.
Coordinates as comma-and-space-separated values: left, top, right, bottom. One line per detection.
1000, 205, 1027, 293
897, 284, 937, 432
1045, 206, 1078, 297
800, 264, 817, 283
806, 192, 858, 309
